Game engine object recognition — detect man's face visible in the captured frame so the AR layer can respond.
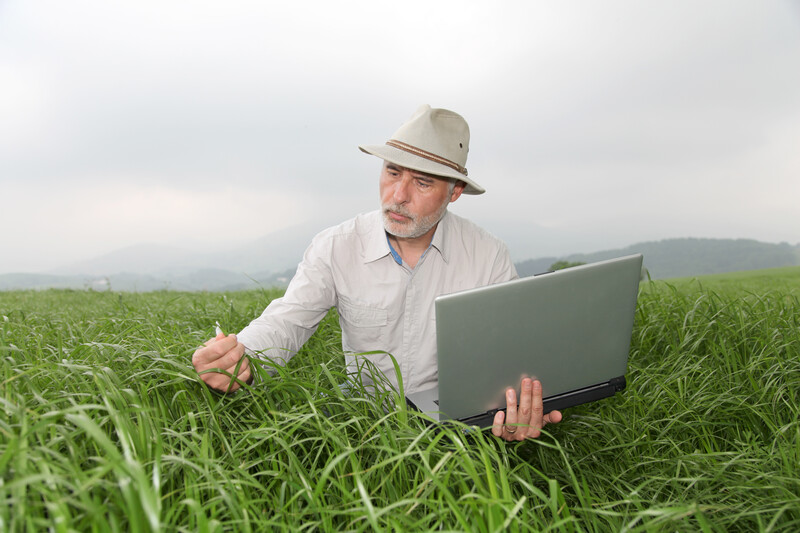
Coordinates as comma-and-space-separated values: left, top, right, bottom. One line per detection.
379, 162, 465, 239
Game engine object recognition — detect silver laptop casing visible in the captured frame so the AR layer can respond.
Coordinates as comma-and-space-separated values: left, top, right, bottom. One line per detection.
407, 254, 642, 425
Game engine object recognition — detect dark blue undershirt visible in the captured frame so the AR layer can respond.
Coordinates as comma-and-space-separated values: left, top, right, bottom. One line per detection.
386, 234, 433, 267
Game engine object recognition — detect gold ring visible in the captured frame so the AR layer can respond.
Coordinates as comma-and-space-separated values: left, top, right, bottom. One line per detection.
505, 425, 517, 434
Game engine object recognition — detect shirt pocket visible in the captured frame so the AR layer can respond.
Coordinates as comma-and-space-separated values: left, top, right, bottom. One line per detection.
337, 298, 389, 347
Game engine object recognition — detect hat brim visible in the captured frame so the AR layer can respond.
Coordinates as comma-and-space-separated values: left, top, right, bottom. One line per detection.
359, 144, 485, 195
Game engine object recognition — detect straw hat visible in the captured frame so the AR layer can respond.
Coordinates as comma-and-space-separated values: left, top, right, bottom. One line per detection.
359, 104, 485, 195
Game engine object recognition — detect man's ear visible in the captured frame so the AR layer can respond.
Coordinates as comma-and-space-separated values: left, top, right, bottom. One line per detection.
450, 180, 467, 203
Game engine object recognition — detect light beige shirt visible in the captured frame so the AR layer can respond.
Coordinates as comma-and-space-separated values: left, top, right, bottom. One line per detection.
238, 209, 518, 394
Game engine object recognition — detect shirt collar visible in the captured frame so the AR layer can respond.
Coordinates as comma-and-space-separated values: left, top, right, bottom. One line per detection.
430, 211, 450, 264
362, 209, 451, 264
363, 210, 393, 264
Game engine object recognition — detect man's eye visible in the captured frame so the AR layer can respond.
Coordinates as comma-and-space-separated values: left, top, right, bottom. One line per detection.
417, 180, 432, 188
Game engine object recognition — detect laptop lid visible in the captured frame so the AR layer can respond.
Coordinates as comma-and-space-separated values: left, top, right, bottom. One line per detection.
411, 253, 642, 424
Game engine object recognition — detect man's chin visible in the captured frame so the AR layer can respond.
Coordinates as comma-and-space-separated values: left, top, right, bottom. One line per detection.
384, 222, 414, 239
385, 211, 448, 239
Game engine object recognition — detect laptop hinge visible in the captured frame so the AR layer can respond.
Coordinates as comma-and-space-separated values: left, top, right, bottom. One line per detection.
456, 376, 627, 428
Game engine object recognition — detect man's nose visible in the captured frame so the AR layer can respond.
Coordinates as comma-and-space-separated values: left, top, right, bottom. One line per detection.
393, 174, 413, 203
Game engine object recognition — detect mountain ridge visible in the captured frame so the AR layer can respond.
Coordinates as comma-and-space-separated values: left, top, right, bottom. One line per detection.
50, 221, 326, 277
515, 237, 800, 279
2, 237, 798, 291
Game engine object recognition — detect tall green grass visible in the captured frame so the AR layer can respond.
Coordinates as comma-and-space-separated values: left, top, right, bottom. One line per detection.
1, 273, 799, 531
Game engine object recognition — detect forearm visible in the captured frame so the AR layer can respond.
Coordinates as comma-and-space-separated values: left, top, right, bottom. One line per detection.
238, 299, 327, 366
239, 229, 339, 361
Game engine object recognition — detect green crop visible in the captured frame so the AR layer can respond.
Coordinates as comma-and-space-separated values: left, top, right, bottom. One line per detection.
1, 270, 799, 532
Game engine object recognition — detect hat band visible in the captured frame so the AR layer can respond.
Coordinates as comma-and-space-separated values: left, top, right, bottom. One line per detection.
386, 140, 468, 177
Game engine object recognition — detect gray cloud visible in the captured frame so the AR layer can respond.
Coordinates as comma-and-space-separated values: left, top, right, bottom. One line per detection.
1, 0, 799, 273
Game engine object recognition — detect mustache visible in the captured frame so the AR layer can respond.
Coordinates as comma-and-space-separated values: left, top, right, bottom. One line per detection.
382, 204, 415, 220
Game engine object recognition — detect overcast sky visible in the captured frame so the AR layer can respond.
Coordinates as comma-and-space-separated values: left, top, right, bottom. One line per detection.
1, 0, 799, 274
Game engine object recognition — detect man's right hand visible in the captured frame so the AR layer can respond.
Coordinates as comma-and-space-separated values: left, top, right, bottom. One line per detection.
191, 332, 251, 393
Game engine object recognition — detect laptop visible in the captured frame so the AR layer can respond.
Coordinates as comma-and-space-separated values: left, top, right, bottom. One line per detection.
406, 253, 643, 427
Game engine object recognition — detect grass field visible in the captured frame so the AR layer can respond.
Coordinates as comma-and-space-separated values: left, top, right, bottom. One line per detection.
665, 266, 800, 294
1, 268, 799, 531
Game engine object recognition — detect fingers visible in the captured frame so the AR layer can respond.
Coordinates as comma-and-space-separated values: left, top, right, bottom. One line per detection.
201, 356, 250, 393
494, 385, 524, 441
495, 379, 562, 442
215, 356, 251, 392
210, 331, 226, 343
505, 386, 518, 430
211, 343, 247, 372
193, 334, 239, 366
544, 410, 562, 425
491, 410, 506, 438
235, 357, 251, 383
528, 379, 544, 438
200, 331, 226, 350
192, 334, 250, 393
505, 379, 531, 441
518, 378, 533, 426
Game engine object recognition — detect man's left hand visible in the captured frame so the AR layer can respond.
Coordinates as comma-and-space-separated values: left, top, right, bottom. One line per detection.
492, 378, 562, 441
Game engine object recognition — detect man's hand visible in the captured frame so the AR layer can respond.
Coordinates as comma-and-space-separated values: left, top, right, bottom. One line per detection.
492, 378, 562, 441
191, 332, 251, 393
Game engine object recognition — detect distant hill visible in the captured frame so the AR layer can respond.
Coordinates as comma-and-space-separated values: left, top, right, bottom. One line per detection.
515, 238, 800, 279
1, 237, 798, 291
53, 222, 324, 277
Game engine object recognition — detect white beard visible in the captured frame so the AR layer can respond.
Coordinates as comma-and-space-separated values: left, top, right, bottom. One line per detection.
382, 197, 450, 239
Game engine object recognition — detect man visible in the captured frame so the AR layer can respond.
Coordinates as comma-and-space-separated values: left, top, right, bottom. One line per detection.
192, 105, 561, 441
